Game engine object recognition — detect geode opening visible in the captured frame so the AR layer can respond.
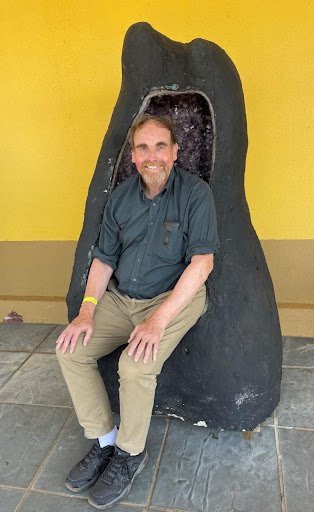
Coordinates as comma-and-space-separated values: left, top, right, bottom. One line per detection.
112, 91, 215, 189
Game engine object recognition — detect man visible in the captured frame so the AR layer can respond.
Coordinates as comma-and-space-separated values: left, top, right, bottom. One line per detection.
56, 115, 219, 509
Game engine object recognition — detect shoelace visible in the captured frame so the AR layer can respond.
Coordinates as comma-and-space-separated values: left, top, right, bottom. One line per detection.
102, 453, 129, 484
80, 443, 102, 469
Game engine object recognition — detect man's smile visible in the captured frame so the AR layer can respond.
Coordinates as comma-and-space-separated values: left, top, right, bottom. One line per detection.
143, 162, 163, 170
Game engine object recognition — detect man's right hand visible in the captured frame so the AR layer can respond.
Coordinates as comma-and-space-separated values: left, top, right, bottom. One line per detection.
56, 307, 94, 354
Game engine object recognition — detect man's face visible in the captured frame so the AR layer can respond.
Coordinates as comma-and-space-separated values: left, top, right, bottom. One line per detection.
131, 121, 178, 187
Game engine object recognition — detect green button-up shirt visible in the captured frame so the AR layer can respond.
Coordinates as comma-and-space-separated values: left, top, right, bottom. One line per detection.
93, 166, 219, 299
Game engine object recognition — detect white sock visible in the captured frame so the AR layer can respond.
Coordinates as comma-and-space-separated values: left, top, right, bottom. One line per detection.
98, 426, 118, 448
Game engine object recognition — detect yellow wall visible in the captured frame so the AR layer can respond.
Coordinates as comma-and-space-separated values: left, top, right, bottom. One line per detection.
1, 0, 313, 241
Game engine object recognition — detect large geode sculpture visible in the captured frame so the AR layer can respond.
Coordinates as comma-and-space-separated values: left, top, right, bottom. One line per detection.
67, 22, 282, 430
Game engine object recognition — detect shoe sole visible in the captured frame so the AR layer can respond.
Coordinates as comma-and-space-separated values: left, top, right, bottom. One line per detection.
88, 452, 148, 509
65, 473, 100, 493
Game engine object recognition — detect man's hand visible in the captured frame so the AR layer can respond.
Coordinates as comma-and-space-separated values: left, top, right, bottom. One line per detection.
55, 258, 113, 354
56, 308, 94, 354
127, 317, 166, 364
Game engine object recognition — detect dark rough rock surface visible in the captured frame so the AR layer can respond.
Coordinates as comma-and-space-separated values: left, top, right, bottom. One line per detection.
67, 22, 282, 430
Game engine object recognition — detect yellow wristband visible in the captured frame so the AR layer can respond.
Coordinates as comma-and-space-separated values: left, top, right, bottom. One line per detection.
82, 296, 98, 306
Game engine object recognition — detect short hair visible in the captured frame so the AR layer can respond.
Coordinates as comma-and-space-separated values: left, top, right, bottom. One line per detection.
129, 115, 177, 148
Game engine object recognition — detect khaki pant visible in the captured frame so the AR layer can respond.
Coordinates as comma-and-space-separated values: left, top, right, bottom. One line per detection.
56, 280, 206, 454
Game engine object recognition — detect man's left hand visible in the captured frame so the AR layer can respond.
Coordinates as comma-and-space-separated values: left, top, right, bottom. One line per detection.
127, 317, 165, 364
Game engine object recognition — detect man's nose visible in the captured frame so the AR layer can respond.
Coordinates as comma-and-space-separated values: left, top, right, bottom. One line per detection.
146, 147, 158, 160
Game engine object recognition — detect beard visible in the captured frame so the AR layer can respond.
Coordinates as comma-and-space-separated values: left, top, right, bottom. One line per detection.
141, 166, 167, 186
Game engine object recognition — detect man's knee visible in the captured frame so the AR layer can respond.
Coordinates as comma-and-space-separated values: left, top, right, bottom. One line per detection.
55, 345, 75, 366
55, 334, 89, 365
118, 350, 159, 386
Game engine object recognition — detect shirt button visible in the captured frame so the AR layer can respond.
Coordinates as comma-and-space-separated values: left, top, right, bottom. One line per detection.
133, 278, 137, 282
150, 222, 154, 226
137, 258, 141, 262
152, 203, 156, 207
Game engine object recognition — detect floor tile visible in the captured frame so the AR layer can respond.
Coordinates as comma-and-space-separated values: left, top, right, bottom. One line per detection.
34, 415, 167, 505
0, 324, 56, 352
152, 420, 281, 512
32, 415, 93, 496
0, 404, 71, 487
280, 429, 314, 512
36, 325, 67, 353
283, 336, 314, 367
19, 492, 143, 512
0, 352, 29, 387
276, 368, 314, 428
0, 354, 72, 407
0, 487, 26, 512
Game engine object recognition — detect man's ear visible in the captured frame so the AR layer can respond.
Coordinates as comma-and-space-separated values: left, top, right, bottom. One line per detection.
131, 149, 135, 163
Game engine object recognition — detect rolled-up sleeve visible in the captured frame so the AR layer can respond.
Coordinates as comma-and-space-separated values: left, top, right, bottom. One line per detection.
185, 182, 220, 263
93, 196, 121, 270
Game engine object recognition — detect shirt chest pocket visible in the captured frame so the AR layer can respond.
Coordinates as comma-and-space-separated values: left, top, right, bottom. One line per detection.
155, 221, 184, 262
